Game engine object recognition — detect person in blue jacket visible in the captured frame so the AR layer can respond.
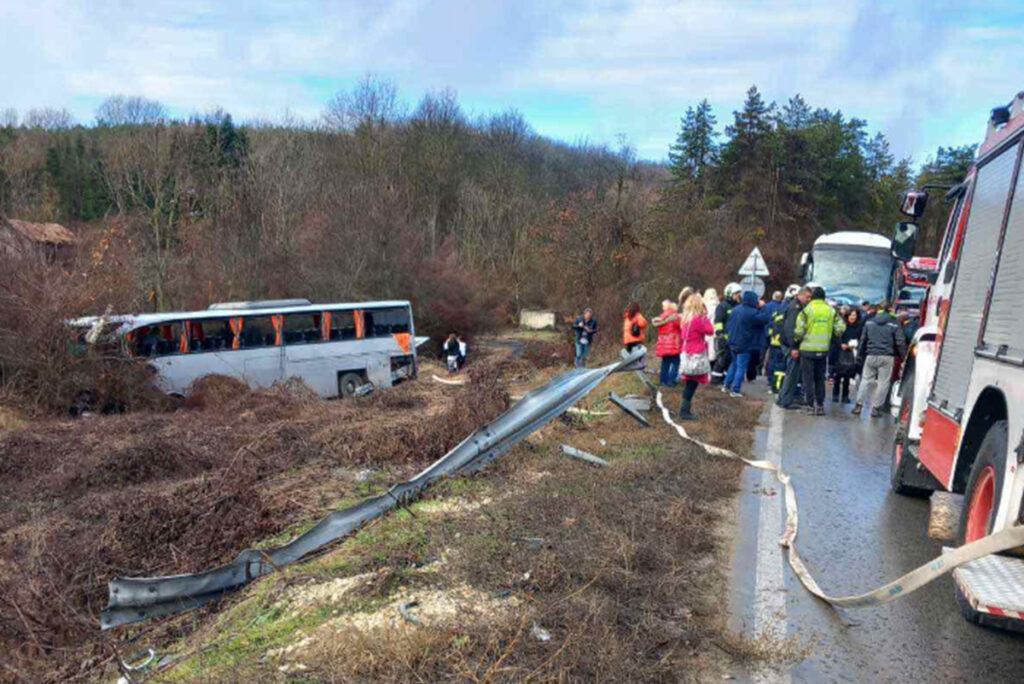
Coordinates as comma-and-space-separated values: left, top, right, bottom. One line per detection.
723, 290, 772, 397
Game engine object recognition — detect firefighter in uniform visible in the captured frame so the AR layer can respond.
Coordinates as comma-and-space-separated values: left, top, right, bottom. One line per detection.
767, 285, 799, 393
711, 282, 742, 384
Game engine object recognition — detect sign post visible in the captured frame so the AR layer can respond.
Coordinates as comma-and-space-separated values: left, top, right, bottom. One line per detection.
737, 247, 770, 297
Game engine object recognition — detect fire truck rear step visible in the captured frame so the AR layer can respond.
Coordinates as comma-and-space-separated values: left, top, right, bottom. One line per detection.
944, 547, 1024, 632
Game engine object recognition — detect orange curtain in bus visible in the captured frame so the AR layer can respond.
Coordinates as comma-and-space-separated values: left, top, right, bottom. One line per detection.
125, 329, 138, 357
229, 317, 244, 350
354, 310, 365, 339
179, 325, 189, 354
321, 312, 332, 341
271, 315, 283, 346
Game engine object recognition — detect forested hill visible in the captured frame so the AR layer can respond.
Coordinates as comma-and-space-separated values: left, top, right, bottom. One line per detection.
0, 80, 973, 334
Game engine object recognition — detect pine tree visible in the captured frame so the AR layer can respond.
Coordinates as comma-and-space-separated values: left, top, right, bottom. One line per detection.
667, 99, 717, 193
719, 85, 778, 222
781, 94, 811, 130
864, 132, 894, 181
724, 85, 773, 162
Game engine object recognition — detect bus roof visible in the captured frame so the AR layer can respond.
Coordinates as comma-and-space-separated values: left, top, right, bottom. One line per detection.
812, 231, 891, 251
68, 300, 412, 332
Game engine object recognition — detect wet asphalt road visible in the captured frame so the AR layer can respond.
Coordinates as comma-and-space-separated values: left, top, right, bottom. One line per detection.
728, 378, 1024, 683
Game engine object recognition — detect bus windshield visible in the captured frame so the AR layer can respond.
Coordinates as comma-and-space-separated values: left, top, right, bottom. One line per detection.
810, 247, 893, 306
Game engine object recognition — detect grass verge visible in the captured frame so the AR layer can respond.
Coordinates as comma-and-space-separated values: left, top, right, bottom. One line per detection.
139, 367, 768, 683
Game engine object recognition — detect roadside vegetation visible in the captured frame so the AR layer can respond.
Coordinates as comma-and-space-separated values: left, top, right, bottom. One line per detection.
2, 83, 970, 376
129, 365, 765, 683
0, 342, 768, 682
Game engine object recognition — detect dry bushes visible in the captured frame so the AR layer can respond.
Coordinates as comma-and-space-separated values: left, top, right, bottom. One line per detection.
0, 360, 509, 683
0, 253, 161, 415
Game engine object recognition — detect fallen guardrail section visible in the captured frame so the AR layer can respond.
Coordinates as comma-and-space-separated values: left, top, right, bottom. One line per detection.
100, 347, 646, 629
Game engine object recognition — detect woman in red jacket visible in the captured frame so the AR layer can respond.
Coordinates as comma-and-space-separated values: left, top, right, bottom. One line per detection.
653, 299, 681, 386
677, 293, 715, 420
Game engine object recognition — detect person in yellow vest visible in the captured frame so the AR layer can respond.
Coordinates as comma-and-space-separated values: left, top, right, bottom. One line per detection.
794, 286, 846, 415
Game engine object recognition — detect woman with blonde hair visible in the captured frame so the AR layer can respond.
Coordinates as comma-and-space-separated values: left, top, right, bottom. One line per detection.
678, 286, 695, 309
677, 293, 715, 420
702, 288, 720, 363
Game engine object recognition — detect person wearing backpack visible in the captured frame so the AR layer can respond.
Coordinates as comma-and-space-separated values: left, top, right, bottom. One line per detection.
622, 302, 648, 353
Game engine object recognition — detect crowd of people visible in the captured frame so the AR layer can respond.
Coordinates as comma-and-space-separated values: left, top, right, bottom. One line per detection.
574, 280, 913, 422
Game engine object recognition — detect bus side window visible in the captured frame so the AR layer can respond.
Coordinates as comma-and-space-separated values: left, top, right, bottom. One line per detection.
327, 311, 357, 341
192, 320, 232, 352
133, 322, 185, 357
283, 314, 321, 344
368, 307, 411, 336
238, 316, 276, 348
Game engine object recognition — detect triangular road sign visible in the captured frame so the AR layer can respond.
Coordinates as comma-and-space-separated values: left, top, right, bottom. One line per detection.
738, 247, 770, 277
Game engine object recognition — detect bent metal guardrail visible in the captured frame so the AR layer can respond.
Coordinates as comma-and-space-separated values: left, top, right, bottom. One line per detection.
100, 347, 647, 629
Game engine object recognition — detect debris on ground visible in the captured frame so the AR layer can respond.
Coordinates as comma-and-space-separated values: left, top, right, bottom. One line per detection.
560, 443, 610, 467
608, 391, 652, 426
531, 622, 553, 642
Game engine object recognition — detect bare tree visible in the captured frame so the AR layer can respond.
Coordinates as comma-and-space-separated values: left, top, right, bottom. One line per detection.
22, 107, 74, 130
0, 108, 17, 127
95, 95, 167, 127
408, 88, 466, 255
322, 73, 403, 133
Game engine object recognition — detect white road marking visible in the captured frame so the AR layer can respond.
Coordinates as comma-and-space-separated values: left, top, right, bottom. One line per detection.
752, 403, 792, 684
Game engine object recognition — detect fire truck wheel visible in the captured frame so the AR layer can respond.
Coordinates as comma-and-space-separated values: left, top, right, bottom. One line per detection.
957, 420, 1008, 546
890, 369, 930, 497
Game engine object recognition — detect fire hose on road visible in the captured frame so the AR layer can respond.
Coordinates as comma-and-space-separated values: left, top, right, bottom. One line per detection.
654, 391, 1024, 609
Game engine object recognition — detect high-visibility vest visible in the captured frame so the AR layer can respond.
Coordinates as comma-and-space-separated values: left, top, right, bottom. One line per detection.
715, 303, 734, 340
769, 309, 785, 347
795, 299, 845, 353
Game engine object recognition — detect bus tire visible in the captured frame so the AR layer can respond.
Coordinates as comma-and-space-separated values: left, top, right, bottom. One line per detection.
957, 420, 1008, 546
338, 372, 364, 398
890, 368, 931, 497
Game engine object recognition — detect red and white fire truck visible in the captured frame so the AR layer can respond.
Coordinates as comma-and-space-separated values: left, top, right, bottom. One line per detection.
892, 90, 1024, 630
891, 256, 939, 316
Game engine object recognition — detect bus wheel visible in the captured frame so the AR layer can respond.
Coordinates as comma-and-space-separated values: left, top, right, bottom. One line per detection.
890, 369, 930, 497
957, 420, 1008, 545
338, 372, 364, 398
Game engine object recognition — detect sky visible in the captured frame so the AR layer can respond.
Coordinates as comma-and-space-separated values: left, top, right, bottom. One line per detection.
2, 0, 1023, 163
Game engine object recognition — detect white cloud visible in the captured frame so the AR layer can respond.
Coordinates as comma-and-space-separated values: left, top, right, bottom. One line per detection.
0, 0, 1020, 162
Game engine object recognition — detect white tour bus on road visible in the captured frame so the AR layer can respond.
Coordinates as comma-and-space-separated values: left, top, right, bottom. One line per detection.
72, 299, 423, 398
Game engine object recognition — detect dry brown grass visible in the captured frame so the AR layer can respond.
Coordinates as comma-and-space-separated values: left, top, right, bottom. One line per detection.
284, 443, 747, 683
161, 370, 767, 683
0, 361, 510, 683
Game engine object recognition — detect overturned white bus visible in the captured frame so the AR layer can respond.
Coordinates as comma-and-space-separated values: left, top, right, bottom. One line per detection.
71, 299, 423, 398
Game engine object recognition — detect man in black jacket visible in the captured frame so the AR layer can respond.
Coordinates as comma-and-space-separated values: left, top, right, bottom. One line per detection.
573, 309, 598, 367
776, 286, 812, 409
853, 307, 907, 417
